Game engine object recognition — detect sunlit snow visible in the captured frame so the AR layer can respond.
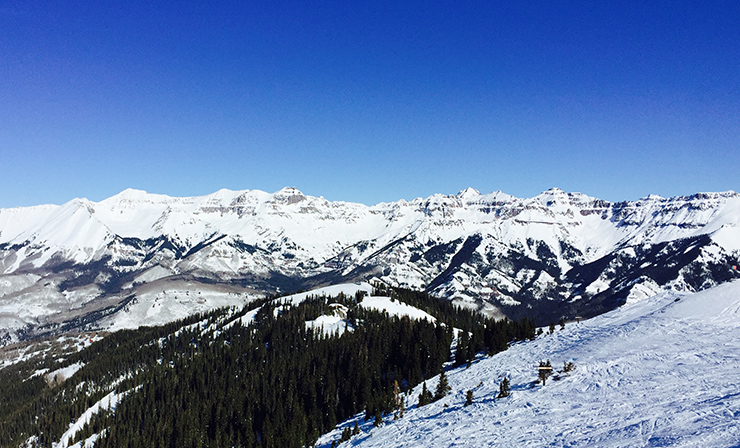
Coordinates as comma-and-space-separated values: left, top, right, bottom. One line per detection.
318, 280, 740, 448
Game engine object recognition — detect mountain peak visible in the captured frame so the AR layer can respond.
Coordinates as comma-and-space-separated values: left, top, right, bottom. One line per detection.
543, 187, 565, 194
456, 187, 481, 200
271, 187, 306, 205
118, 188, 150, 197
105, 188, 157, 204
277, 186, 303, 195
533, 187, 568, 204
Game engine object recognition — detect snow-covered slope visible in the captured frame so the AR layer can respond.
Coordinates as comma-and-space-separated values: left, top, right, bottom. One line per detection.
1, 187, 739, 344
320, 280, 740, 447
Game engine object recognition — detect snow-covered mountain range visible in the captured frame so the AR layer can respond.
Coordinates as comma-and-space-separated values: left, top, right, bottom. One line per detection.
1, 187, 739, 344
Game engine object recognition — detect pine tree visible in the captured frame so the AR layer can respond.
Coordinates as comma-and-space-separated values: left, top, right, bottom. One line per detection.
465, 390, 474, 406
418, 382, 432, 407
373, 410, 383, 427
455, 332, 470, 367
497, 377, 510, 398
434, 369, 451, 401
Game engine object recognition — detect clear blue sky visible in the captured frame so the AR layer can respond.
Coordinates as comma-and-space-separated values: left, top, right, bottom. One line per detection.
1, 1, 738, 207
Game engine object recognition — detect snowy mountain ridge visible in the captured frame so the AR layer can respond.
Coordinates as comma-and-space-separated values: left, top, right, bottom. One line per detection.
1, 187, 739, 344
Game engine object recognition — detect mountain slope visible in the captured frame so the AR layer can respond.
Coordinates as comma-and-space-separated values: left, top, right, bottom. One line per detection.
1, 187, 739, 344
1, 283, 512, 448
3, 282, 739, 447
319, 280, 740, 448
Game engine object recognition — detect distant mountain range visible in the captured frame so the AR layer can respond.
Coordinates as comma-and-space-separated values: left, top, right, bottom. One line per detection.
1, 187, 739, 344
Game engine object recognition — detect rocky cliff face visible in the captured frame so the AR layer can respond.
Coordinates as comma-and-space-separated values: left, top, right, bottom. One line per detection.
1, 187, 739, 344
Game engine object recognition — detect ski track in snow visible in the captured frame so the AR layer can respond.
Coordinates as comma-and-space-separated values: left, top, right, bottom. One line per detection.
318, 280, 740, 448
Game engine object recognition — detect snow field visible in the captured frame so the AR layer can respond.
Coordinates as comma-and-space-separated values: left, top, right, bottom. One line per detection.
359, 295, 436, 322
103, 284, 254, 331
45, 361, 84, 385
318, 280, 740, 447
305, 312, 354, 337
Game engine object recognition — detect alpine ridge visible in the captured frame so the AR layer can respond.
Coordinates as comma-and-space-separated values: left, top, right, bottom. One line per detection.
1, 187, 739, 344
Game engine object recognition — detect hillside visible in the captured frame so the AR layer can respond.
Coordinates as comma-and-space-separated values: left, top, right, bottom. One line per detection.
1, 187, 739, 345
319, 280, 740, 447
1, 283, 534, 448
3, 281, 738, 447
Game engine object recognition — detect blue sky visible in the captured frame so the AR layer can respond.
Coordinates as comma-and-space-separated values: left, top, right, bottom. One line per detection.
1, 1, 738, 207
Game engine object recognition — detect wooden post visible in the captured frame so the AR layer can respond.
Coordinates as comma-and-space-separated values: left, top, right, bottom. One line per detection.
538, 364, 553, 385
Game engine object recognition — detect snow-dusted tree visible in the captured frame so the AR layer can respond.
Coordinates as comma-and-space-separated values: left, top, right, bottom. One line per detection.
434, 369, 451, 401
563, 361, 575, 372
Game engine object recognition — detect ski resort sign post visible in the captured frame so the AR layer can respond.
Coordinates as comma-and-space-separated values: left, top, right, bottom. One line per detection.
538, 361, 553, 385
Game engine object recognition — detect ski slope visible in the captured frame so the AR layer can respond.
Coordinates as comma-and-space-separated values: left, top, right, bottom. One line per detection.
320, 280, 740, 447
